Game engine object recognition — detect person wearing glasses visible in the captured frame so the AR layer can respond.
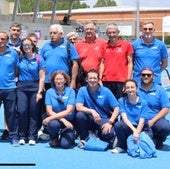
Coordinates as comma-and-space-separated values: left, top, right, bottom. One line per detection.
75, 21, 105, 86
132, 21, 168, 84
17, 37, 46, 145
138, 67, 170, 149
43, 71, 76, 148
0, 31, 19, 146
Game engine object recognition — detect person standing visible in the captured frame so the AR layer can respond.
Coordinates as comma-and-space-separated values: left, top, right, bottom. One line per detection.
0, 31, 19, 146
41, 24, 79, 90
43, 71, 76, 149
76, 69, 119, 148
17, 37, 45, 145
138, 67, 170, 149
101, 23, 133, 99
1, 22, 22, 140
75, 21, 105, 85
132, 21, 168, 84
112, 79, 152, 153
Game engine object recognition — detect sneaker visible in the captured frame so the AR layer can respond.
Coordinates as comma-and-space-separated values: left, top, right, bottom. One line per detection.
39, 132, 50, 141
29, 140, 36, 146
78, 140, 86, 149
11, 139, 20, 147
111, 147, 125, 153
19, 139, 25, 145
112, 136, 118, 148
1, 129, 9, 140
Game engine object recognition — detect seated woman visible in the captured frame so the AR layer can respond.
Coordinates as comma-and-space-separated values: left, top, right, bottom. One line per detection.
112, 79, 152, 153
43, 71, 76, 149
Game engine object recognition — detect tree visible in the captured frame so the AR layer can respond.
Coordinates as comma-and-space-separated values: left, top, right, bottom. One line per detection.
7, 0, 89, 12
93, 0, 117, 7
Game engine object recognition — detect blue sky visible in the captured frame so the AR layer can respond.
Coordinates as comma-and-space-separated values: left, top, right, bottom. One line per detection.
83, 0, 170, 8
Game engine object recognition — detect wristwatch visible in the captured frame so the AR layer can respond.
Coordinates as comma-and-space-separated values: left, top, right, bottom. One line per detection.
108, 120, 113, 125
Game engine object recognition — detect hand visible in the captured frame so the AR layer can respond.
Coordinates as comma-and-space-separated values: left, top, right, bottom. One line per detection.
148, 120, 154, 127
133, 130, 139, 143
91, 109, 101, 123
36, 93, 43, 102
62, 120, 73, 129
101, 122, 112, 134
43, 117, 51, 126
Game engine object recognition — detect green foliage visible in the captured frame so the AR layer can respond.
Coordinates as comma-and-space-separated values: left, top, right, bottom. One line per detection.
8, 0, 89, 12
94, 0, 117, 7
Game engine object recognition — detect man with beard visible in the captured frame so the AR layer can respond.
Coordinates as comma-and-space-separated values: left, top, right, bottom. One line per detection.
132, 21, 168, 85
138, 67, 170, 149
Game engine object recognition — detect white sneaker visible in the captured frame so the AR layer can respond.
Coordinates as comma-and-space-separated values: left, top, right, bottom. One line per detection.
29, 140, 36, 146
111, 147, 125, 153
19, 139, 25, 145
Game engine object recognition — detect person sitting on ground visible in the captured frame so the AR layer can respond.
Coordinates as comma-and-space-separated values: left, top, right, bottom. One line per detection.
76, 69, 119, 148
43, 71, 76, 149
138, 67, 170, 149
112, 79, 152, 153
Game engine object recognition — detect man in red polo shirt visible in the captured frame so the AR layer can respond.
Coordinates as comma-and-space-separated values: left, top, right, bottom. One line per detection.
75, 21, 105, 86
101, 23, 134, 99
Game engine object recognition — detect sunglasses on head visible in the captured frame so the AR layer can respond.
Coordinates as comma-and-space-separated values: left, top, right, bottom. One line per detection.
141, 73, 152, 78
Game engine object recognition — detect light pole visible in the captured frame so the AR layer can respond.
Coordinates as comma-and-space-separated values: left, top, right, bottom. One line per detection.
136, 0, 140, 38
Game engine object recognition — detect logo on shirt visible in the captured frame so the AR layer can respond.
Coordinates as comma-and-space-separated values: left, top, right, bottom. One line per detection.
149, 92, 156, 96
98, 95, 103, 99
116, 48, 123, 53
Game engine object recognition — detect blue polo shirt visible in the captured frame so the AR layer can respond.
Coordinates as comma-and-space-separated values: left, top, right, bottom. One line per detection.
41, 38, 79, 83
118, 97, 149, 125
0, 47, 19, 89
132, 37, 168, 84
138, 83, 170, 120
76, 85, 119, 119
18, 54, 46, 81
45, 86, 76, 121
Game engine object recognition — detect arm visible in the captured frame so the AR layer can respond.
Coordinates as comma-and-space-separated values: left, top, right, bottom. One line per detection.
76, 103, 101, 122
149, 107, 169, 127
36, 68, 45, 102
127, 54, 133, 79
98, 58, 104, 85
43, 105, 74, 125
70, 60, 79, 89
161, 58, 168, 71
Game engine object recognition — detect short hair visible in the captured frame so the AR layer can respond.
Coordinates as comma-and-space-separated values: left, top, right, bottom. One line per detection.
86, 69, 100, 79
142, 21, 154, 27
9, 22, 22, 30
106, 23, 119, 33
84, 20, 97, 30
50, 24, 64, 35
66, 31, 78, 39
0, 31, 9, 40
51, 71, 70, 87
140, 67, 154, 74
27, 33, 38, 40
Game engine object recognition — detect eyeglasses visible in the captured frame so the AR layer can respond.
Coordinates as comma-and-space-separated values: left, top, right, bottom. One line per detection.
143, 28, 153, 31
141, 73, 152, 78
22, 44, 32, 48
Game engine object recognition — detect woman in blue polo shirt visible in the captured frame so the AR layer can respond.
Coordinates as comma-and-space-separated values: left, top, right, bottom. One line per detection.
17, 37, 45, 145
43, 71, 76, 149
112, 79, 152, 153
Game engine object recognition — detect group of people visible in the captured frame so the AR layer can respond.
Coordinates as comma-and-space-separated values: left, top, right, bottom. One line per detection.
0, 20, 170, 155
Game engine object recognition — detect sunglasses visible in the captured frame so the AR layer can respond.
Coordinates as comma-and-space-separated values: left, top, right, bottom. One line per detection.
143, 28, 153, 31
69, 38, 76, 41
22, 44, 32, 47
141, 73, 152, 78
